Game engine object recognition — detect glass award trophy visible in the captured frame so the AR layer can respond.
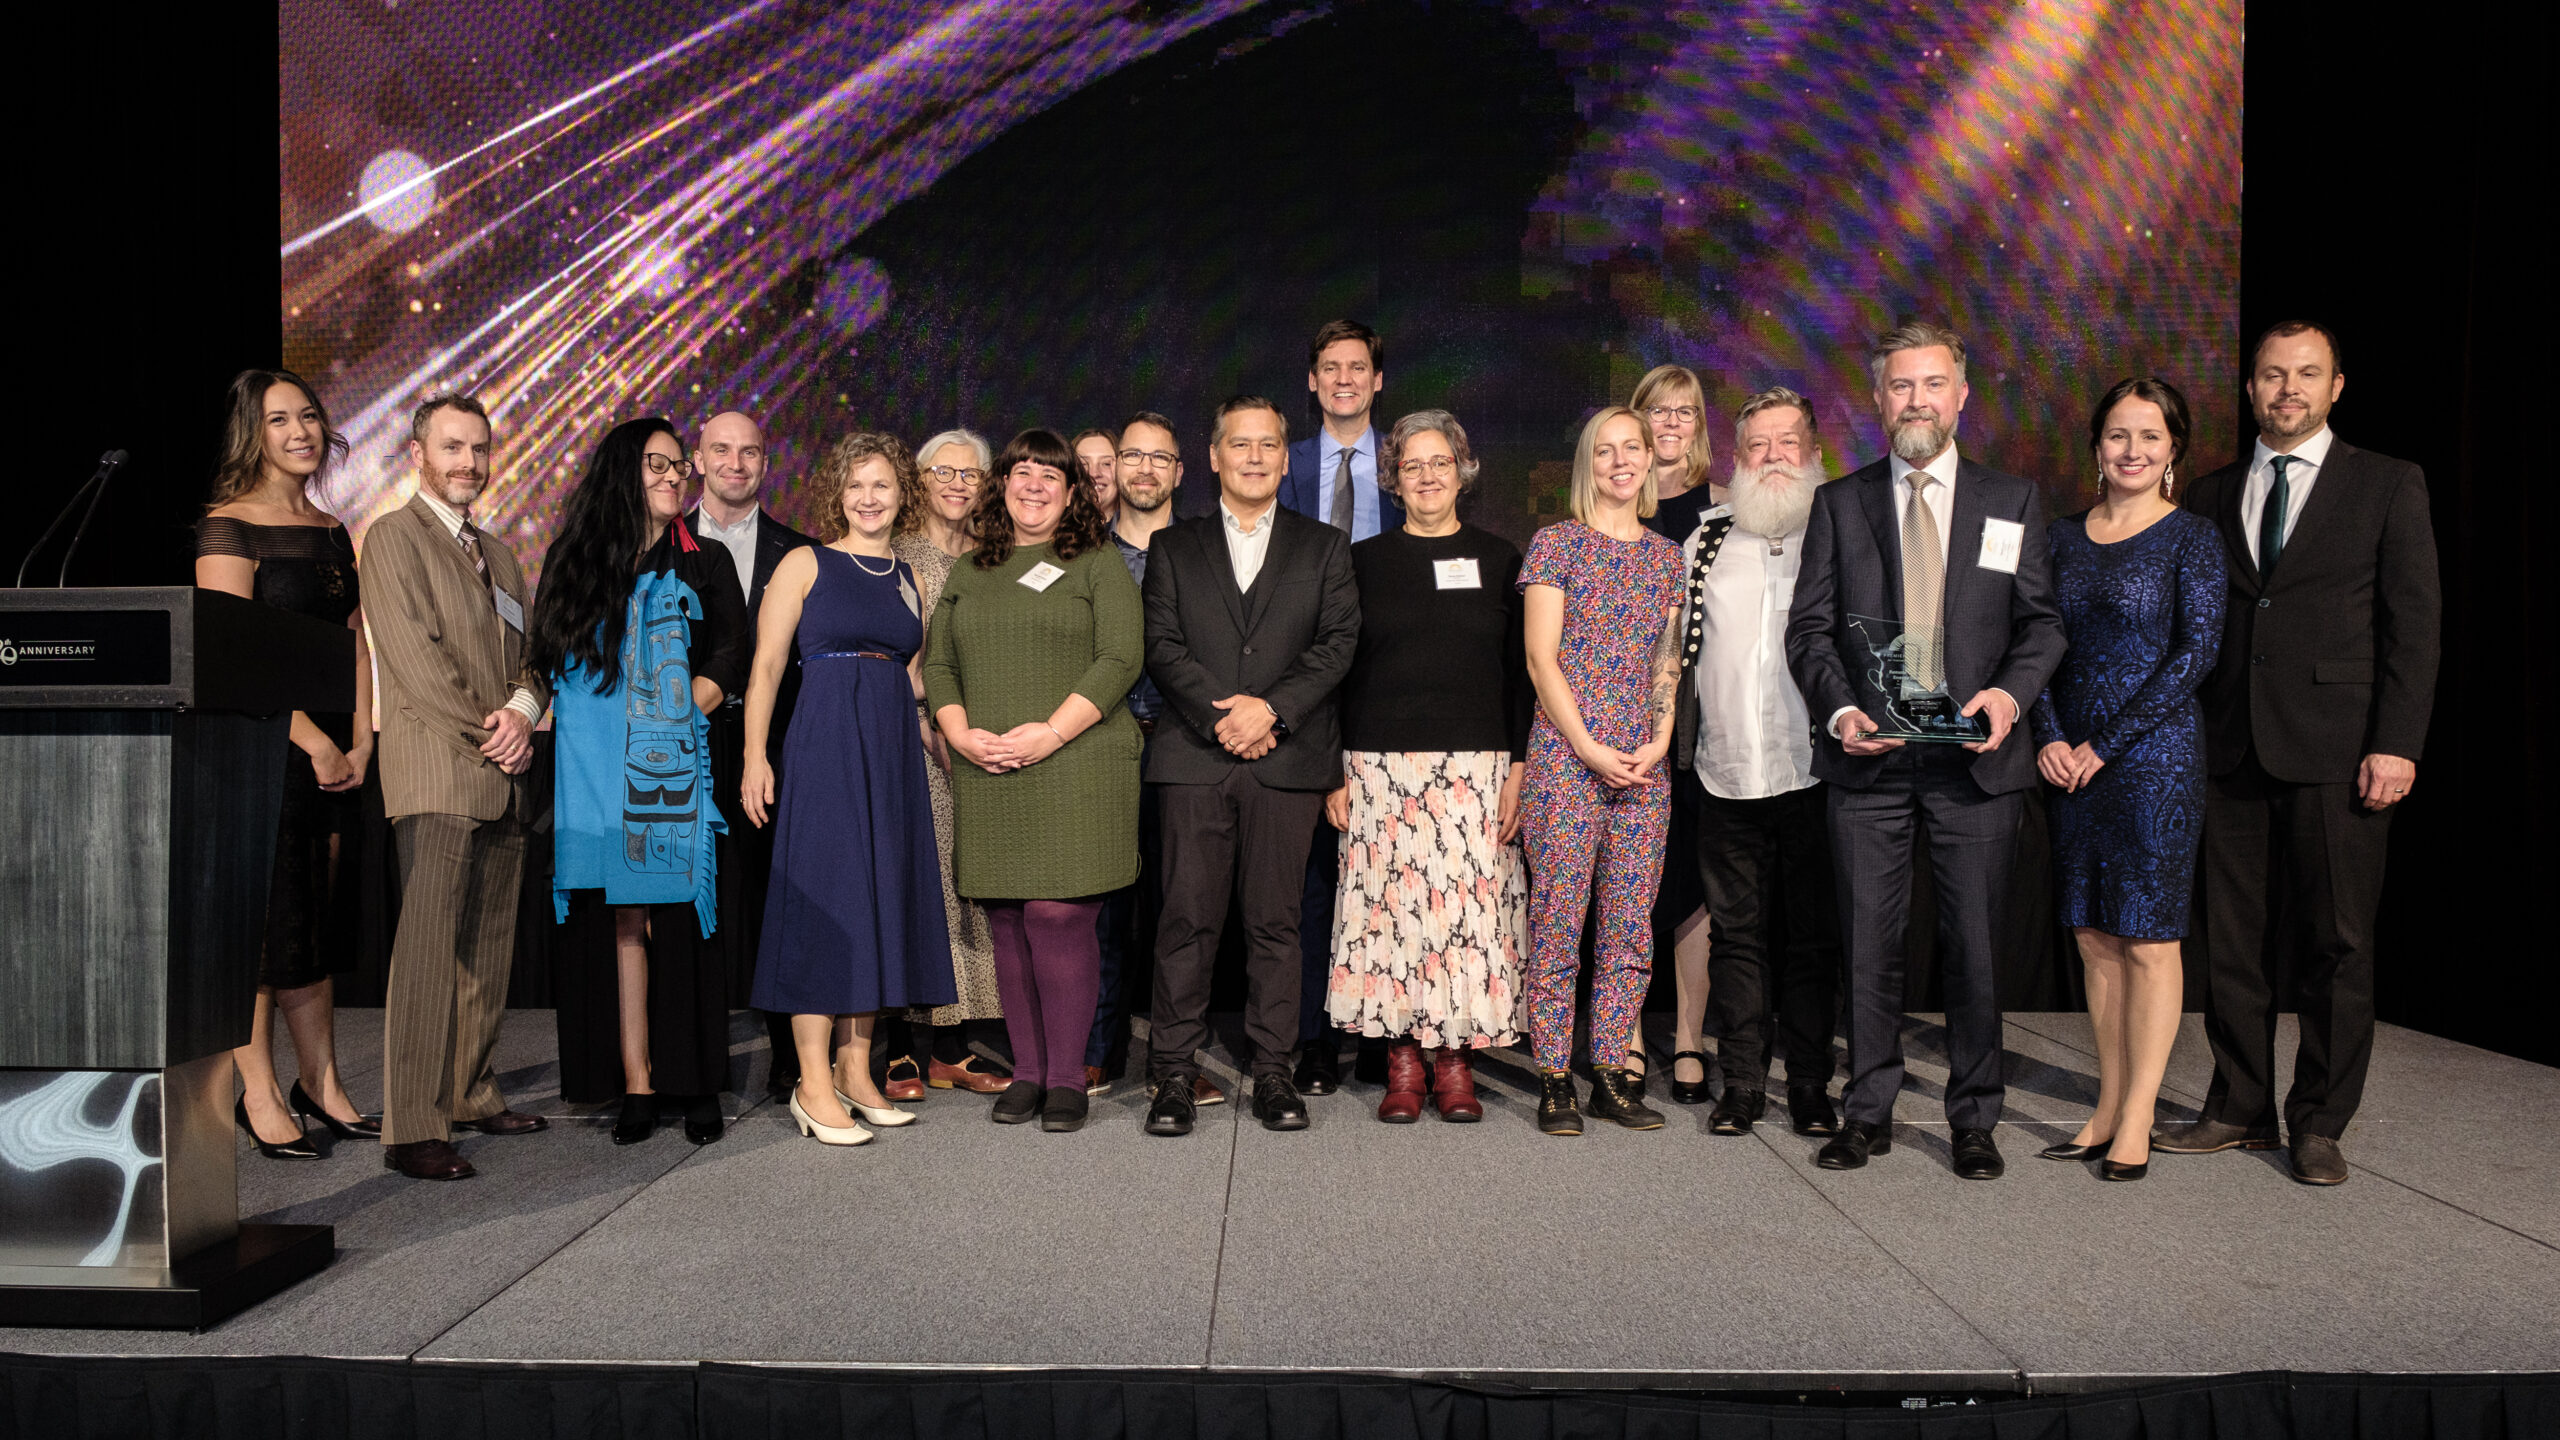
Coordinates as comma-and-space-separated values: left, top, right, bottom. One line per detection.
1848, 614, 1989, 743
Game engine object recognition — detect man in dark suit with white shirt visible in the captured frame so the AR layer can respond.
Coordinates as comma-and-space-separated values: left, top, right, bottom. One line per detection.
2157, 320, 2439, 1186
1785, 323, 2066, 1180
686, 410, 817, 1102
1275, 320, 1404, 1094
1141, 395, 1360, 1136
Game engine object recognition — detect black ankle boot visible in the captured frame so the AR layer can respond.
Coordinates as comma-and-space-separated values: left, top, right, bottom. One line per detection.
1586, 1066, 1666, 1130
1536, 1071, 1582, 1136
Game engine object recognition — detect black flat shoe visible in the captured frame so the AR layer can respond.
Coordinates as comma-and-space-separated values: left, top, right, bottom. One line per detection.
613, 1093, 657, 1145
683, 1095, 724, 1145
236, 1097, 319, 1160
1668, 1050, 1713, 1106
1708, 1086, 1765, 1136
1144, 1075, 1197, 1137
1252, 1074, 1309, 1131
1816, 1119, 1891, 1170
2039, 1137, 2112, 1162
990, 1080, 1042, 1124
1039, 1087, 1088, 1133
2100, 1158, 2148, 1181
1536, 1071, 1582, 1136
1292, 1043, 1340, 1097
290, 1080, 381, 1139
1787, 1085, 1841, 1137
1951, 1127, 2006, 1180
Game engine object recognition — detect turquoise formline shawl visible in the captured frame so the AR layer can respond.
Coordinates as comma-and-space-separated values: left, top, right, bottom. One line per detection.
550, 566, 727, 936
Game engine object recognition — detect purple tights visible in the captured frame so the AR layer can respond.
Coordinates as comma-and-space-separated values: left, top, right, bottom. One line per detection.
985, 899, 1104, 1092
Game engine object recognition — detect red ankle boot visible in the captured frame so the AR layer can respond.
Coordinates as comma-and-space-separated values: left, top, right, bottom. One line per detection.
1377, 1039, 1427, 1123
1428, 1046, 1483, 1123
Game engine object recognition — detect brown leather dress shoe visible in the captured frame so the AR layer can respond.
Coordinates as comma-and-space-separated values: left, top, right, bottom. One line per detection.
884, 1056, 927, 1102
452, 1110, 548, 1135
383, 1138, 476, 1181
1192, 1073, 1227, 1107
2153, 1118, 2279, 1154
1427, 1047, 1483, 1122
929, 1055, 1011, 1094
2289, 1133, 2350, 1185
1376, 1040, 1427, 1123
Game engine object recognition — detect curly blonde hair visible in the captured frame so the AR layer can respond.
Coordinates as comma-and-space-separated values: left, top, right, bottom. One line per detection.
812, 431, 920, 542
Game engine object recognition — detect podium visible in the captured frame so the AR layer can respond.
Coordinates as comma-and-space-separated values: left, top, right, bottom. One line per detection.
0, 587, 354, 1327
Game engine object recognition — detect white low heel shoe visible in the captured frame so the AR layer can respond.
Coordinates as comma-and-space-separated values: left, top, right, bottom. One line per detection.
790, 1092, 873, 1146
836, 1088, 917, 1127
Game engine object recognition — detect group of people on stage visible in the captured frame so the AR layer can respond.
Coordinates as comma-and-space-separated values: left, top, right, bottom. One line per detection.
199, 310, 2436, 1188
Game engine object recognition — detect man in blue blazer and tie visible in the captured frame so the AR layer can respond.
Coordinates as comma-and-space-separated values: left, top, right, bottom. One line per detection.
1278, 320, 1404, 1094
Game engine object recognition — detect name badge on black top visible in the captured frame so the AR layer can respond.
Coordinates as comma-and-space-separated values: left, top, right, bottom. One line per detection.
1433, 557, 1481, 590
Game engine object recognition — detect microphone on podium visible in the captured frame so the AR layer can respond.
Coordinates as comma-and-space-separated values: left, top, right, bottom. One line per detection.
14, 449, 128, 588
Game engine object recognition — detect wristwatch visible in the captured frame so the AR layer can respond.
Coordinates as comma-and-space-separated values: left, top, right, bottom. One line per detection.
1265, 700, 1290, 741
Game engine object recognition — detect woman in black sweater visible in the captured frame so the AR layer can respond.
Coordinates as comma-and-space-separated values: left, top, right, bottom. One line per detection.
1321, 410, 1532, 1124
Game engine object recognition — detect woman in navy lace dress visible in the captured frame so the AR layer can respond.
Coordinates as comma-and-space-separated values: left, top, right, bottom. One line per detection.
2031, 377, 2225, 1181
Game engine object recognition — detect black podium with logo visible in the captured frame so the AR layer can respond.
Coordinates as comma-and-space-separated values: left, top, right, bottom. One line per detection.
0, 587, 353, 1327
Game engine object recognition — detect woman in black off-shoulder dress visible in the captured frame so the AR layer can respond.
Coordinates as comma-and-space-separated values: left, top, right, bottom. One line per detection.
193, 367, 380, 1158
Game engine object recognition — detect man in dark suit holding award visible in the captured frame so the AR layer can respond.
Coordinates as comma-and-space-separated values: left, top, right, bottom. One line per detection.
1786, 323, 2066, 1179
2158, 321, 2439, 1186
685, 410, 817, 1102
1140, 395, 1360, 1136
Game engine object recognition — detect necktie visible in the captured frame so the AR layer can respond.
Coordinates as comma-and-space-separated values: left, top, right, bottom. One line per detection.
455, 521, 490, 582
2259, 455, 2292, 577
1900, 470, 1945, 691
1328, 446, 1355, 533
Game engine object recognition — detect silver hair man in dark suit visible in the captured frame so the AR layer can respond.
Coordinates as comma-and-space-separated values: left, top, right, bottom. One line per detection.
1785, 323, 2067, 1180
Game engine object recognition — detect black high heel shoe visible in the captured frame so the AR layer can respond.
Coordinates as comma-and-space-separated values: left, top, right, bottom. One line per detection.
1668, 1050, 1713, 1106
2039, 1136, 2113, 1161
2101, 1158, 2149, 1181
613, 1093, 657, 1145
235, 1097, 319, 1160
291, 1080, 381, 1139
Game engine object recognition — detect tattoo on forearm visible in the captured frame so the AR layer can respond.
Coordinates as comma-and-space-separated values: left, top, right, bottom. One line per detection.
1647, 604, 1683, 721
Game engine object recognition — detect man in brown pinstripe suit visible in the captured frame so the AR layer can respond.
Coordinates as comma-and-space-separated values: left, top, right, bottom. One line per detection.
367, 395, 553, 1181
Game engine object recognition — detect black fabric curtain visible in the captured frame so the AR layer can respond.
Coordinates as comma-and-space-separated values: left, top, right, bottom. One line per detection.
7, 1356, 2549, 1440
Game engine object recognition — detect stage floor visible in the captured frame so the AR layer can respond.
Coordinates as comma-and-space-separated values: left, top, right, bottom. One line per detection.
8, 1010, 2556, 1394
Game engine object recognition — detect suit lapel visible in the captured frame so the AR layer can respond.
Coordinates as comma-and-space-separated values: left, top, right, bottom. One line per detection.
1941, 459, 1990, 625
1243, 509, 1301, 633
2270, 439, 2355, 589
2212, 463, 2262, 591
1202, 519, 1249, 637
406, 495, 487, 596
750, 510, 793, 607
1854, 466, 1904, 617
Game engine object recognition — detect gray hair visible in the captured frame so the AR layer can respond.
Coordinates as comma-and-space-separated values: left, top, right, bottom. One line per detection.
914, 427, 991, 472
1868, 322, 1969, 387
1384, 409, 1481, 492
1733, 386, 1818, 453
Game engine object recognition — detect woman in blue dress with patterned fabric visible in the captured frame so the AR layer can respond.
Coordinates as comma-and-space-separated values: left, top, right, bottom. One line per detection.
528, 418, 749, 1148
2031, 378, 2226, 1181
740, 432, 955, 1148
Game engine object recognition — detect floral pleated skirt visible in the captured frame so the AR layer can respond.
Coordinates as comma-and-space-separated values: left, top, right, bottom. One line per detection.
1326, 750, 1527, 1049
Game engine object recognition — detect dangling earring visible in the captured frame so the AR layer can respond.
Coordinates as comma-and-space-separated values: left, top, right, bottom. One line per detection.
2162, 465, 2176, 499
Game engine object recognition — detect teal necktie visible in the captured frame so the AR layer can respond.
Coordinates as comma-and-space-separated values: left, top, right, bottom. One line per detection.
2258, 455, 2292, 577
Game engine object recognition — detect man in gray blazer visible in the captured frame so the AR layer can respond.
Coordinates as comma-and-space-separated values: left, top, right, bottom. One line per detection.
1139, 395, 1359, 1136
1785, 323, 2066, 1180
365, 395, 552, 1181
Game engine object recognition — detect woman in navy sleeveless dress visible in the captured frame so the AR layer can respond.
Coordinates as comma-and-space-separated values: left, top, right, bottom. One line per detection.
2031, 379, 2225, 1180
742, 433, 954, 1146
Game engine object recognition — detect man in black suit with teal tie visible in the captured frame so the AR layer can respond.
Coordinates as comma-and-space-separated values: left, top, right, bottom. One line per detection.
687, 410, 817, 1101
1786, 323, 2066, 1180
2158, 321, 2440, 1186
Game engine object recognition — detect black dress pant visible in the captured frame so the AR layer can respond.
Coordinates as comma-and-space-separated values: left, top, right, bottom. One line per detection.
2200, 753, 2392, 1140
710, 699, 796, 1086
1698, 781, 1840, 1091
1830, 747, 2018, 1131
1149, 767, 1324, 1081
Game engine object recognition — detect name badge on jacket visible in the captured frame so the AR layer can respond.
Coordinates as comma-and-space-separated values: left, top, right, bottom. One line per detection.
1977, 518, 2024, 574
1433, 557, 1481, 590
1019, 561, 1066, 592
492, 588, 526, 631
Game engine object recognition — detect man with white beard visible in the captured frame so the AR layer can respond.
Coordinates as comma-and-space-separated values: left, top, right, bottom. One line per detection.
1654, 388, 1845, 1138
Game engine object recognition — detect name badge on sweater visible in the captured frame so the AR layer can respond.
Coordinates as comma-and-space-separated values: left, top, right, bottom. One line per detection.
1433, 557, 1481, 590
1976, 518, 2023, 574
492, 588, 525, 631
1019, 561, 1066, 592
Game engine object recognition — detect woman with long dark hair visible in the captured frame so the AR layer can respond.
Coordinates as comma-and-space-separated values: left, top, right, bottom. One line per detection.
528, 417, 749, 1146
922, 428, 1143, 1133
194, 367, 378, 1159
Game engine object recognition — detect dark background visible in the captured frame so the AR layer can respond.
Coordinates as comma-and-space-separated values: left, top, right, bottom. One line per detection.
14, 4, 2551, 1065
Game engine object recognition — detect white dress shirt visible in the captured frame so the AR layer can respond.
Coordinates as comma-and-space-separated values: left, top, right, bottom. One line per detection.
413, 487, 544, 724
1220, 497, 1276, 592
690, 503, 760, 604
2240, 424, 2335, 565
1691, 518, 1815, 799
1315, 428, 1383, 540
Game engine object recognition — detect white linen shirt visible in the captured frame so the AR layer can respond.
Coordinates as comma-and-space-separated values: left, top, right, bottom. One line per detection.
1691, 519, 1816, 800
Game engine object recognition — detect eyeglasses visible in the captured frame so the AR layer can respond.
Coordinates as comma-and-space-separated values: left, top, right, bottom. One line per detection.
1647, 405, 1702, 425
1396, 456, 1459, 480
927, 465, 987, 487
1116, 449, 1178, 471
641, 454, 695, 478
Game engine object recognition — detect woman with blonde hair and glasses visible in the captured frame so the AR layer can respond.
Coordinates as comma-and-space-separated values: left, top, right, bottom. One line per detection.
1518, 405, 1686, 1135
880, 428, 1007, 1100
1630, 362, 1719, 1103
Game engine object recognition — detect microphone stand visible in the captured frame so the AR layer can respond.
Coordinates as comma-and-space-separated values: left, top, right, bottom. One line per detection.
15, 449, 127, 588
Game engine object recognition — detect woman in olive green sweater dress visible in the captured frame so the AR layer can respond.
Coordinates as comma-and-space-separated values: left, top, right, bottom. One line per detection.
923, 428, 1143, 1133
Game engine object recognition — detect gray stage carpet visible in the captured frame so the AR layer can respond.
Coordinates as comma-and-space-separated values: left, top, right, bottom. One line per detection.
9, 1011, 2556, 1393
